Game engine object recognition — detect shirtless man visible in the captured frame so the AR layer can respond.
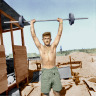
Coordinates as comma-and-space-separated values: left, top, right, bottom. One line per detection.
30, 18, 63, 96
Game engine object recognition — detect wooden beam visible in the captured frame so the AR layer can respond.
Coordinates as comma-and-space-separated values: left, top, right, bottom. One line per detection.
69, 56, 72, 75
0, 11, 3, 45
2, 28, 21, 33
0, 10, 22, 29
10, 22, 14, 52
21, 28, 25, 46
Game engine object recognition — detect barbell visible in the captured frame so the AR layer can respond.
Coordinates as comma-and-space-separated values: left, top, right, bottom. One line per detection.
4, 13, 88, 28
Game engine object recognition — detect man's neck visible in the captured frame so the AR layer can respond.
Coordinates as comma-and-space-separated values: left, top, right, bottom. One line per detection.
44, 45, 51, 47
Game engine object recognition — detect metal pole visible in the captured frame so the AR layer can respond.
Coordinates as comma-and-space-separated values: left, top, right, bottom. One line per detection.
4, 18, 88, 24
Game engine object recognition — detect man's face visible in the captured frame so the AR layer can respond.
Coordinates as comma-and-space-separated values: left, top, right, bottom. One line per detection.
43, 35, 51, 46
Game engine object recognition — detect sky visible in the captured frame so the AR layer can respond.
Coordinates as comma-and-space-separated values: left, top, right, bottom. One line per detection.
3, 0, 96, 55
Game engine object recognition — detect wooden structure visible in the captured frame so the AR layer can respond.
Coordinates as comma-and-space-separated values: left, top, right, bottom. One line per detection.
0, 45, 8, 94
56, 56, 82, 77
0, 0, 29, 94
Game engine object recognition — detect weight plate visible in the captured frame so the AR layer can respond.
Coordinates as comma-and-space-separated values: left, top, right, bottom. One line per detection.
19, 16, 24, 27
69, 13, 75, 25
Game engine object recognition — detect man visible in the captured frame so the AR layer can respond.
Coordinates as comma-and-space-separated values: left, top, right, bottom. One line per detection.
30, 18, 63, 96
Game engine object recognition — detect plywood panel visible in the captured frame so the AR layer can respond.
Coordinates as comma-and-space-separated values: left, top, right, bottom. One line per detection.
14, 54, 27, 60
0, 45, 8, 94
13, 45, 28, 84
0, 69, 7, 76
0, 73, 7, 82
0, 58, 6, 63
0, 51, 5, 58
14, 50, 27, 55
0, 45, 5, 51
16, 69, 28, 77
16, 68, 28, 75
15, 64, 28, 69
0, 57, 6, 70
15, 60, 27, 66
14, 45, 26, 50
0, 81, 8, 94
0, 63, 6, 70
17, 73, 28, 83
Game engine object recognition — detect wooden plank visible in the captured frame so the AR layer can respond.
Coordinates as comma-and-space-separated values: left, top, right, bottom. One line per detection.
0, 45, 4, 51
0, 12, 3, 45
16, 66, 28, 74
13, 45, 28, 84
0, 83, 8, 94
15, 64, 28, 69
15, 65, 28, 71
3, 28, 21, 33
0, 78, 8, 86
16, 73, 28, 83
0, 63, 6, 70
58, 61, 82, 65
0, 69, 7, 76
21, 28, 25, 46
0, 73, 7, 82
15, 68, 28, 78
0, 57, 6, 63
10, 23, 14, 50
14, 55, 27, 60
16, 71, 28, 79
70, 61, 81, 63
14, 50, 27, 55
14, 60, 27, 66
71, 65, 81, 69
0, 51, 5, 58
0, 74, 8, 94
0, 44, 7, 94
84, 79, 96, 92
15, 64, 28, 73
14, 45, 26, 50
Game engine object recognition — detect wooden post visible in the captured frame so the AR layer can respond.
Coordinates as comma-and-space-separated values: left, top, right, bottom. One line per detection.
10, 22, 14, 52
21, 28, 29, 84
21, 28, 25, 46
69, 56, 72, 75
0, 11, 3, 45
10, 23, 20, 88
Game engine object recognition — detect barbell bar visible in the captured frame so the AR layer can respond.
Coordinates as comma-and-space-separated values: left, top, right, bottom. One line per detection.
4, 13, 88, 28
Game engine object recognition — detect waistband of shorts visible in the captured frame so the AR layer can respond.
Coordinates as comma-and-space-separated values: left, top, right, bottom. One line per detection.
42, 66, 57, 70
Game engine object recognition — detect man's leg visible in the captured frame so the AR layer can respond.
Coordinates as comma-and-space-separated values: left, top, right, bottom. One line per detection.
53, 90, 60, 96
41, 69, 51, 96
52, 67, 62, 96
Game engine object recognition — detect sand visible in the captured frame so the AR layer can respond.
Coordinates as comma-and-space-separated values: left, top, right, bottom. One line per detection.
23, 52, 96, 96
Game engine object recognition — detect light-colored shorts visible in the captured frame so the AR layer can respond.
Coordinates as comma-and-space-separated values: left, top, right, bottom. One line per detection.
41, 66, 62, 93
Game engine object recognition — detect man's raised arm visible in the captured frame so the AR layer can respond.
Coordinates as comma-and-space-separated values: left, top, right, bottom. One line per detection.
30, 19, 41, 49
52, 18, 63, 48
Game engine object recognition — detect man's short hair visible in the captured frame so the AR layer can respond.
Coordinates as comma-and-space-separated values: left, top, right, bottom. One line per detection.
42, 32, 51, 38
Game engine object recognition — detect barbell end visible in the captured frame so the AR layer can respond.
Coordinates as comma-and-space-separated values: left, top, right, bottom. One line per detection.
75, 18, 88, 20
4, 21, 19, 24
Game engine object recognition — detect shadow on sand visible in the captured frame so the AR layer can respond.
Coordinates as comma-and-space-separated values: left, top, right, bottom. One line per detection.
60, 84, 72, 96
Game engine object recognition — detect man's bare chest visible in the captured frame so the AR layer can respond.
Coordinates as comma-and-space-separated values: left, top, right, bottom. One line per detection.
39, 46, 55, 56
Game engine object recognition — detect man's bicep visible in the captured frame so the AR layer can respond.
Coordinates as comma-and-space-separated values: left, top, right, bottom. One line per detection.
33, 36, 41, 49
52, 35, 61, 47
